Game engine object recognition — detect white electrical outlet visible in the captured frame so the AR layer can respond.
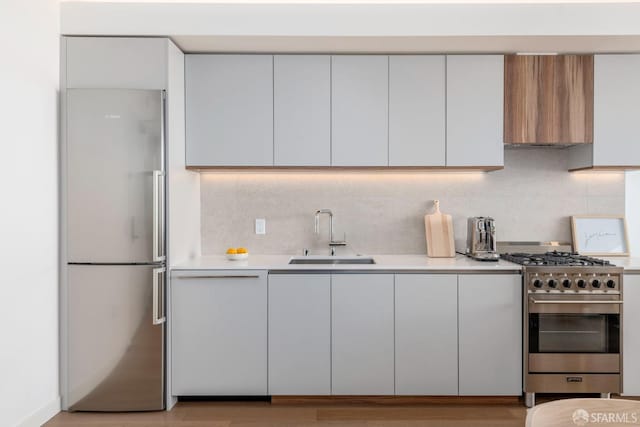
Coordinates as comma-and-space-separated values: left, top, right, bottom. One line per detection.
255, 218, 266, 235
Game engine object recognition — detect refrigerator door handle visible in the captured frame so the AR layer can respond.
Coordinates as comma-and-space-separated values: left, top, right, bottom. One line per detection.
152, 267, 166, 325
152, 170, 166, 262
160, 169, 166, 260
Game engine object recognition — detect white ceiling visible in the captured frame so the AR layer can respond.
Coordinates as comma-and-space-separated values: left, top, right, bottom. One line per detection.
61, 1, 640, 53
61, 0, 640, 3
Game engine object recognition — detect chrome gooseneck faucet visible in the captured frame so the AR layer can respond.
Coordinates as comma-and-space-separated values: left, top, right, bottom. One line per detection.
314, 209, 347, 255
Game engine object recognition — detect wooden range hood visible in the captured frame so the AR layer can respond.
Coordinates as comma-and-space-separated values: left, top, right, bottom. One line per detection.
504, 54, 594, 146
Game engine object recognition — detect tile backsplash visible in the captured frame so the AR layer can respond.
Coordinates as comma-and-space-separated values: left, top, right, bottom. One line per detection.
200, 148, 624, 255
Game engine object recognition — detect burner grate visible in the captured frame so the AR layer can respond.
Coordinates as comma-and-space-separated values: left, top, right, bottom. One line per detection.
500, 251, 612, 266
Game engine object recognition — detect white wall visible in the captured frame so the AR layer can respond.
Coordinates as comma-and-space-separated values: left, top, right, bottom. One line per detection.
60, 1, 640, 38
0, 1, 60, 426
167, 41, 201, 267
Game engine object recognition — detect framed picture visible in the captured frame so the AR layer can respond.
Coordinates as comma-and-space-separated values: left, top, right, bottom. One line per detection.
571, 215, 629, 256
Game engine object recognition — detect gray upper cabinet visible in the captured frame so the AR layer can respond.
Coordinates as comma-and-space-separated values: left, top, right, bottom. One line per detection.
65, 37, 167, 89
569, 54, 640, 170
274, 56, 331, 166
446, 55, 504, 168
331, 56, 389, 166
458, 274, 522, 396
332, 274, 395, 395
593, 55, 640, 166
389, 56, 446, 166
186, 55, 273, 167
182, 53, 504, 169
395, 274, 458, 395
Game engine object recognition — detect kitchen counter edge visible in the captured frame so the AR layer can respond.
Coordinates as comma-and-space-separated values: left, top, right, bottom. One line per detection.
170, 254, 523, 273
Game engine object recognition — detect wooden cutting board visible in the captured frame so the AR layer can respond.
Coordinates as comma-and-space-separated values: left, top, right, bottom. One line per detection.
424, 200, 456, 258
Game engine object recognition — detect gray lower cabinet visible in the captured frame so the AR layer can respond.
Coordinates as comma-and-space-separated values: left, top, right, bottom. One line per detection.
185, 55, 274, 166
395, 274, 458, 395
458, 274, 522, 395
274, 56, 331, 166
268, 274, 331, 395
170, 270, 522, 397
331, 56, 389, 166
446, 55, 504, 168
623, 274, 640, 396
332, 274, 395, 394
171, 270, 268, 395
389, 55, 446, 166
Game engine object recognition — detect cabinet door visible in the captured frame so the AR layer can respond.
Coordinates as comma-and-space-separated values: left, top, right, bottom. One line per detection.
395, 274, 458, 395
593, 55, 640, 166
331, 56, 389, 166
389, 56, 446, 166
171, 271, 267, 395
503, 54, 555, 144
504, 55, 593, 144
268, 274, 331, 395
623, 274, 640, 396
332, 274, 394, 395
274, 56, 331, 166
65, 37, 167, 89
185, 55, 273, 166
458, 274, 522, 396
446, 55, 504, 167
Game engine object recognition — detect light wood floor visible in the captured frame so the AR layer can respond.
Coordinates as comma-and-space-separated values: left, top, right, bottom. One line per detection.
45, 400, 527, 427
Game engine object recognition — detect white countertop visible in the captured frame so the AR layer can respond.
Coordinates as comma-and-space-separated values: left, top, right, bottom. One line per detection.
604, 257, 640, 273
171, 254, 523, 272
171, 254, 640, 272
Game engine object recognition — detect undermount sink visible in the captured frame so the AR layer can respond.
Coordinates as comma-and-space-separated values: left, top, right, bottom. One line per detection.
288, 256, 376, 265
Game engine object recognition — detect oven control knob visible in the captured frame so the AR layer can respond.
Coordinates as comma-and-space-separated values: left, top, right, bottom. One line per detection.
606, 280, 616, 289
591, 279, 601, 288
532, 279, 543, 288
577, 279, 587, 288
562, 279, 572, 289
547, 279, 558, 288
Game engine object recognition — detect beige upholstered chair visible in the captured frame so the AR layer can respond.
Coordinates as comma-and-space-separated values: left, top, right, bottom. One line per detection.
526, 398, 640, 427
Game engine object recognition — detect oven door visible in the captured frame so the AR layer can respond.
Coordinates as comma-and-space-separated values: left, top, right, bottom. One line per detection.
527, 295, 622, 373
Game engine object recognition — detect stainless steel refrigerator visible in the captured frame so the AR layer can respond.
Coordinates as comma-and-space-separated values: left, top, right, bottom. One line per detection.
64, 89, 166, 411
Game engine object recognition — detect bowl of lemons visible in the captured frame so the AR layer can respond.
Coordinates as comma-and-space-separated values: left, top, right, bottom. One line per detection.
226, 247, 249, 261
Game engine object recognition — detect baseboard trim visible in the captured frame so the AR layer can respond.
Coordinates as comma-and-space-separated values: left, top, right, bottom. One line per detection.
17, 396, 60, 427
617, 395, 640, 400
271, 396, 522, 406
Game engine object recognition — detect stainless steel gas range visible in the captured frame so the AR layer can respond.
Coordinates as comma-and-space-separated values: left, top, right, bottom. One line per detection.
501, 251, 624, 408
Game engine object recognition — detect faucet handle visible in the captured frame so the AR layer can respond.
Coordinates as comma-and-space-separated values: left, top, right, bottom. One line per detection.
329, 232, 348, 247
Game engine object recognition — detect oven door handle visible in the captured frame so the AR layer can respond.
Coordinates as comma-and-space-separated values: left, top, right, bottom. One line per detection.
529, 298, 623, 305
